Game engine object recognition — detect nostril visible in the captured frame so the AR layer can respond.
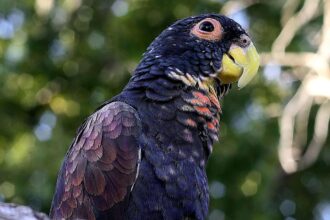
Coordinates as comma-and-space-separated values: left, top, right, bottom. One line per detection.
240, 35, 251, 47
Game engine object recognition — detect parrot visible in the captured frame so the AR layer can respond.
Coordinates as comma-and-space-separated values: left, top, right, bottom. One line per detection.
49, 13, 260, 220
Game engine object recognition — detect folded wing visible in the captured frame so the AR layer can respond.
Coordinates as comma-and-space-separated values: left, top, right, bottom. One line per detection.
50, 101, 142, 220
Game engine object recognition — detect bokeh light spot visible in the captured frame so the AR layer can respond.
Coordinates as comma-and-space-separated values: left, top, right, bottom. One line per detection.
210, 181, 226, 199
88, 32, 105, 50
50, 96, 80, 117
6, 134, 35, 166
209, 209, 225, 220
63, 0, 81, 13
0, 18, 14, 39
280, 199, 296, 217
264, 62, 282, 82
0, 182, 15, 199
111, 0, 128, 17
241, 171, 261, 197
34, 124, 52, 142
315, 202, 330, 220
35, 0, 54, 16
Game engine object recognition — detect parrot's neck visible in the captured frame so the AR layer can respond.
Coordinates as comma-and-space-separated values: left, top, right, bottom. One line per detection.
118, 65, 221, 167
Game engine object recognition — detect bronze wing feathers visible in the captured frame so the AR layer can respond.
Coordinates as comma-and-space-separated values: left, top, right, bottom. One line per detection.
50, 101, 142, 220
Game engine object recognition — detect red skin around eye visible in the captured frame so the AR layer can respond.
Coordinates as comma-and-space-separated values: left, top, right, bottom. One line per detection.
191, 18, 223, 41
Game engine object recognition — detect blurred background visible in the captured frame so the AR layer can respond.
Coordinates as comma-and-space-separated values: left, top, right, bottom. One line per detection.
0, 0, 330, 219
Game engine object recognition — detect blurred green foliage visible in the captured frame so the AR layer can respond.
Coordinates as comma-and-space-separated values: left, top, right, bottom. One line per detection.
0, 0, 329, 219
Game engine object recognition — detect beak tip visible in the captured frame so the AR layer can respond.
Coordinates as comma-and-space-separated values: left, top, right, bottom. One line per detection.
236, 44, 260, 88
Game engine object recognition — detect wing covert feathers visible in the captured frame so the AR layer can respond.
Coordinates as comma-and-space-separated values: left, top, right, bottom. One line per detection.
50, 101, 141, 220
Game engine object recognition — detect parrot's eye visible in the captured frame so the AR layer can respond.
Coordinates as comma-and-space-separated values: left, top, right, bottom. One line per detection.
191, 18, 223, 41
199, 21, 214, 32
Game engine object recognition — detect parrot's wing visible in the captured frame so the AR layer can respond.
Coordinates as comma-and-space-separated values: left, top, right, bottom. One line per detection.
50, 101, 141, 220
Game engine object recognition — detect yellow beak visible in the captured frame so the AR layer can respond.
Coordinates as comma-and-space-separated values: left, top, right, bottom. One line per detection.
218, 43, 260, 88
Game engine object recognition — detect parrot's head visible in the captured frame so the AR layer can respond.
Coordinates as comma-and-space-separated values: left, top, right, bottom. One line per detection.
139, 14, 260, 95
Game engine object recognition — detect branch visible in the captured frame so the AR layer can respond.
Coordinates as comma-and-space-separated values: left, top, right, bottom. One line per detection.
272, 0, 320, 53
318, 0, 330, 59
281, 0, 300, 25
299, 102, 330, 169
278, 86, 312, 173
0, 202, 49, 220
275, 0, 330, 174
261, 52, 330, 76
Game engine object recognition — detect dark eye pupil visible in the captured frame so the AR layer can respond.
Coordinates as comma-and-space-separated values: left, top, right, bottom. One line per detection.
199, 21, 214, 32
